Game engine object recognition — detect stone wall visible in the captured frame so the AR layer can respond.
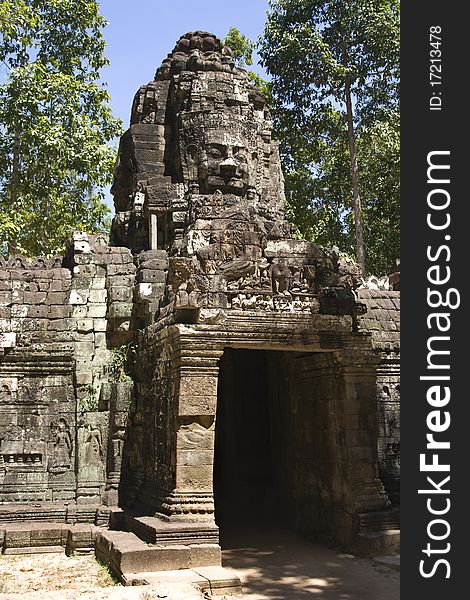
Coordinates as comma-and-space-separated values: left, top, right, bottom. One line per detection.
358, 289, 400, 506
0, 234, 137, 506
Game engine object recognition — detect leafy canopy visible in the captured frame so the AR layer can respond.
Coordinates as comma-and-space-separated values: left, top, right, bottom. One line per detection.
223, 27, 272, 101
224, 27, 255, 67
0, 0, 123, 257
259, 0, 400, 274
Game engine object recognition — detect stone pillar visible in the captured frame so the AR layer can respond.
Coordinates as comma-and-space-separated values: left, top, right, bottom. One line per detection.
335, 349, 390, 538
102, 382, 132, 506
156, 340, 222, 523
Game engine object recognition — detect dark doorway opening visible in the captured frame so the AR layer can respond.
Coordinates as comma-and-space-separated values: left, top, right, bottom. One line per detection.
214, 349, 279, 531
214, 347, 345, 547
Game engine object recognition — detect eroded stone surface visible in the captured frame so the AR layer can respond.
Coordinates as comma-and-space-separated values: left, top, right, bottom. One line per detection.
0, 32, 400, 563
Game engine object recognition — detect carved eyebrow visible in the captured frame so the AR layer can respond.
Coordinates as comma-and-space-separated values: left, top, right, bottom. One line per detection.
206, 143, 226, 150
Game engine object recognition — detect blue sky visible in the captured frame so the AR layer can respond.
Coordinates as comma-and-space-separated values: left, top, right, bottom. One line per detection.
100, 0, 270, 128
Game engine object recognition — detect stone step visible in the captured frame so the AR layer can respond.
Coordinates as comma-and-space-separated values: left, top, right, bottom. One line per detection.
1, 523, 68, 551
193, 566, 243, 596
128, 515, 219, 546
354, 529, 400, 558
125, 566, 242, 596
0, 502, 109, 526
1, 521, 96, 555
95, 530, 222, 583
373, 554, 400, 571
4, 545, 64, 555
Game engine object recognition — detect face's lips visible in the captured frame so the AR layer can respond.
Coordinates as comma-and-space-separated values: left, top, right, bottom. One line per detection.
208, 174, 245, 186
228, 178, 244, 188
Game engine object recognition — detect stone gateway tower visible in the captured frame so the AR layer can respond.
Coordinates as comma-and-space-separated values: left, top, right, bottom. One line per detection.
0, 32, 399, 581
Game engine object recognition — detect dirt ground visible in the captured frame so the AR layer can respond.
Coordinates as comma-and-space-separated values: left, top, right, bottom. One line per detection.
0, 528, 400, 600
221, 526, 399, 600
0, 553, 204, 599
0, 553, 116, 594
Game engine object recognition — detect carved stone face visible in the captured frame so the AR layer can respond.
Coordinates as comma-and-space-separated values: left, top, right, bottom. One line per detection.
202, 141, 250, 195
192, 125, 254, 196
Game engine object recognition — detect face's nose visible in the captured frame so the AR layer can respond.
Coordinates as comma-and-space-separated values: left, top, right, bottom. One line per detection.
219, 157, 238, 179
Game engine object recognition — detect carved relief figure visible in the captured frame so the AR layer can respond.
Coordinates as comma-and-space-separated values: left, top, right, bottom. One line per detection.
49, 418, 72, 474
270, 260, 292, 294
84, 425, 103, 466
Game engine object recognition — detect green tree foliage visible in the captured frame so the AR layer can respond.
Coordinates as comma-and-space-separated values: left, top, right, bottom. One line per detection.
259, 0, 400, 275
223, 27, 272, 102
0, 0, 123, 257
224, 27, 255, 67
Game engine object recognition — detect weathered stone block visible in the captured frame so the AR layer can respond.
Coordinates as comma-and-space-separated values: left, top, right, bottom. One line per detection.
107, 275, 135, 288
0, 332, 16, 348
108, 287, 132, 303
23, 291, 37, 304
87, 304, 107, 318
50, 279, 69, 292
139, 259, 168, 271
107, 263, 136, 276
171, 211, 186, 224
49, 305, 71, 319
190, 544, 221, 567
71, 306, 87, 319
77, 319, 94, 333
46, 292, 67, 305
136, 283, 153, 300
0, 307, 11, 318
176, 465, 213, 490
108, 302, 133, 319
0, 280, 12, 291
69, 290, 89, 305
178, 449, 213, 466
179, 393, 217, 416
74, 341, 95, 356
52, 268, 71, 280
94, 332, 106, 346
0, 290, 12, 306
176, 424, 215, 451
137, 249, 169, 263
48, 317, 75, 331
89, 289, 108, 303
75, 371, 93, 385
0, 318, 11, 332
180, 376, 217, 398
73, 331, 94, 342
137, 269, 166, 283
93, 348, 110, 364
11, 289, 24, 303
66, 525, 95, 555
91, 277, 106, 290
265, 239, 324, 259
93, 318, 107, 332
27, 305, 50, 318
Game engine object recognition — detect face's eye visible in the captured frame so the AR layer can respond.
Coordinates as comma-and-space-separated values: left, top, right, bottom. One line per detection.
207, 144, 225, 159
234, 147, 248, 163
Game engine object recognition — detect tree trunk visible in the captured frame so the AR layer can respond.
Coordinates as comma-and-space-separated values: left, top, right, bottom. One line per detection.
342, 46, 366, 276
8, 128, 21, 255
8, 48, 28, 256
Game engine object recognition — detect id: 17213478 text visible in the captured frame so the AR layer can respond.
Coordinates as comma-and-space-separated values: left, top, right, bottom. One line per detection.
429, 26, 442, 111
